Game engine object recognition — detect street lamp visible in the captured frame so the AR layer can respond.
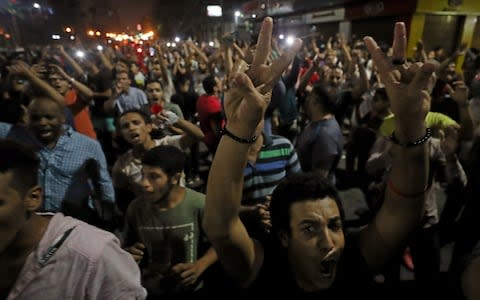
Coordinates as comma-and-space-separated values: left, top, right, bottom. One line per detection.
174, 36, 180, 43
33, 3, 41, 9
235, 11, 241, 17
65, 27, 72, 33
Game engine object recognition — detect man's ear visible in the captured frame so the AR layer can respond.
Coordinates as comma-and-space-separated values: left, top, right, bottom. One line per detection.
278, 230, 289, 248
24, 185, 43, 212
146, 122, 153, 133
170, 172, 182, 186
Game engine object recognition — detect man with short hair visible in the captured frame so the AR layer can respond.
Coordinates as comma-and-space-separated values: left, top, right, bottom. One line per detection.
104, 70, 149, 115
296, 85, 344, 185
112, 109, 204, 212
196, 75, 224, 155
124, 145, 217, 297
48, 64, 97, 139
0, 97, 115, 222
204, 19, 431, 297
0, 139, 146, 299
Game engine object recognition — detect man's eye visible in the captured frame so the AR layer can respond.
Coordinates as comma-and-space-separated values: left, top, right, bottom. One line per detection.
302, 225, 315, 234
329, 221, 343, 232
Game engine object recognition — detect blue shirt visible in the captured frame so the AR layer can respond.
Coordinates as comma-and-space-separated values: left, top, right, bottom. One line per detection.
114, 87, 148, 114
0, 123, 115, 213
296, 118, 344, 185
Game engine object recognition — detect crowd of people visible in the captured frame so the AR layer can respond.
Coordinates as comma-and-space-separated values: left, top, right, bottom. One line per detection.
0, 16, 479, 299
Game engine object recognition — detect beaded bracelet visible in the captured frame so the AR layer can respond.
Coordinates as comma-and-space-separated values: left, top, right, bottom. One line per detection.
389, 128, 432, 148
221, 127, 258, 144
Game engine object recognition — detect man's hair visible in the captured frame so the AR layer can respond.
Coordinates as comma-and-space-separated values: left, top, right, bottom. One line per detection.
311, 84, 336, 113
141, 145, 185, 177
0, 139, 40, 195
202, 75, 217, 95
116, 69, 130, 77
270, 172, 345, 235
145, 78, 164, 90
118, 109, 152, 125
28, 97, 65, 117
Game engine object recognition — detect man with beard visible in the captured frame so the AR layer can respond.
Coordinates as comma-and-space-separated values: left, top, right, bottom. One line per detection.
0, 97, 115, 223
112, 109, 204, 212
124, 145, 217, 298
204, 19, 431, 297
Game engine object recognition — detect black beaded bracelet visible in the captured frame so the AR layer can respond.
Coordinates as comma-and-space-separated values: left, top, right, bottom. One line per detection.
389, 127, 432, 147
221, 127, 258, 144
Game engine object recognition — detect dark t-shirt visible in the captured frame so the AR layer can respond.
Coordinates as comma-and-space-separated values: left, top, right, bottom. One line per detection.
171, 92, 198, 121
87, 69, 113, 117
244, 233, 377, 297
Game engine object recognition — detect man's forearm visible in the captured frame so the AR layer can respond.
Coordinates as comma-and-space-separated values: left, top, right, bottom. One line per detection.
175, 119, 205, 141
27, 73, 65, 104
389, 142, 429, 197
60, 51, 85, 78
203, 136, 250, 239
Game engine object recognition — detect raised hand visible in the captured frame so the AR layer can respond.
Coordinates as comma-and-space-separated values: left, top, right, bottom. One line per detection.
364, 22, 435, 142
224, 17, 302, 139
7, 61, 32, 77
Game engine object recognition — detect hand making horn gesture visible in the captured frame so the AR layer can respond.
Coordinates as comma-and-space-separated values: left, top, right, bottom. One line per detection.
364, 22, 435, 143
223, 17, 302, 140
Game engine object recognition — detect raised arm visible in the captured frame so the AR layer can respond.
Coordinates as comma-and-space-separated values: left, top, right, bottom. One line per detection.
7, 61, 65, 104
49, 64, 94, 99
359, 23, 432, 270
56, 45, 85, 78
203, 17, 302, 286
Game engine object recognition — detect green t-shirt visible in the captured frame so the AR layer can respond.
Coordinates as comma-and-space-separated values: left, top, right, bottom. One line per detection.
125, 188, 206, 296
379, 111, 458, 137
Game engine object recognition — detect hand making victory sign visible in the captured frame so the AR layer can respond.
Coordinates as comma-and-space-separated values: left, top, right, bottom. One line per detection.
364, 22, 435, 142
223, 17, 302, 140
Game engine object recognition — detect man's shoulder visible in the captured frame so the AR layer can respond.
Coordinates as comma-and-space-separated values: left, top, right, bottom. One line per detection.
68, 129, 101, 146
44, 214, 120, 262
184, 188, 206, 207
269, 134, 294, 146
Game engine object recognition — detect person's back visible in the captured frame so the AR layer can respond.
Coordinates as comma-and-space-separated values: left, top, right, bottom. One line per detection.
0, 139, 145, 300
9, 213, 146, 300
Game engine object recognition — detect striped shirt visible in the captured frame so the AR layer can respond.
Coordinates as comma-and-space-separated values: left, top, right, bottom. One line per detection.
242, 135, 302, 205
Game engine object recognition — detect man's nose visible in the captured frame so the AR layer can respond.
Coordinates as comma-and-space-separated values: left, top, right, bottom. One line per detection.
317, 229, 335, 254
